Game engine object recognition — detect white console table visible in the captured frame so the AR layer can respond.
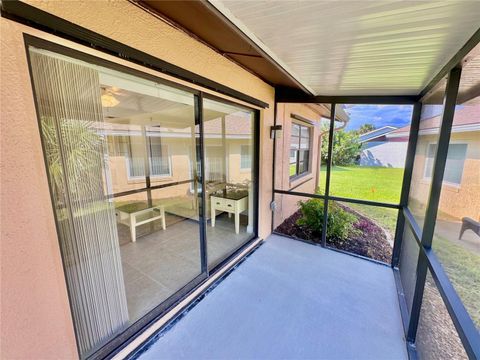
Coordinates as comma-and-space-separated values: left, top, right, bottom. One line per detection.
210, 193, 248, 234
116, 203, 166, 242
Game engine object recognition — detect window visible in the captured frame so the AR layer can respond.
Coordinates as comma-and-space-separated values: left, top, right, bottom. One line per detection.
424, 143, 467, 185
110, 135, 171, 178
290, 123, 310, 178
240, 145, 251, 169
148, 137, 171, 177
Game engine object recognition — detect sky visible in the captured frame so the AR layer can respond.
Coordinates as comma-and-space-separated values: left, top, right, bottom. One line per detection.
342, 104, 413, 131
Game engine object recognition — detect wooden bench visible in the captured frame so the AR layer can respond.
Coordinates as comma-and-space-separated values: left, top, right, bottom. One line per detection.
115, 202, 166, 242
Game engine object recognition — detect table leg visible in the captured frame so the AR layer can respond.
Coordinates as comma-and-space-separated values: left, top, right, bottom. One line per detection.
211, 203, 216, 227
130, 214, 136, 242
161, 207, 166, 230
235, 211, 240, 234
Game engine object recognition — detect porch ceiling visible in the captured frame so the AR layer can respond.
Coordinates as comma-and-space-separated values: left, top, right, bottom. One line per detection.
209, 1, 480, 96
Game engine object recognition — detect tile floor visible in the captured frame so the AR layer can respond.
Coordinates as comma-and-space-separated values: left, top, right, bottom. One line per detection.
118, 213, 253, 322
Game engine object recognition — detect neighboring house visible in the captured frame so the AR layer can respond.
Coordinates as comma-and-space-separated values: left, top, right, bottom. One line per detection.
359, 126, 408, 168
392, 105, 480, 221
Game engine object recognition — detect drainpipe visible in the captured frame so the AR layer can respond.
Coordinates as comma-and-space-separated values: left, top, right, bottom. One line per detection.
315, 105, 348, 192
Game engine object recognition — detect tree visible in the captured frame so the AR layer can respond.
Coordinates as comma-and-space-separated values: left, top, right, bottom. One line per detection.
356, 123, 376, 135
321, 130, 361, 166
42, 117, 104, 202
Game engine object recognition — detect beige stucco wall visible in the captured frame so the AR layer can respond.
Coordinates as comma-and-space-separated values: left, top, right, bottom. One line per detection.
1, 19, 79, 360
409, 131, 480, 221
1, 0, 275, 357
273, 103, 329, 228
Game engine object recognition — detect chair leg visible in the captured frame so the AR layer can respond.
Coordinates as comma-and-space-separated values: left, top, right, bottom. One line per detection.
459, 223, 466, 240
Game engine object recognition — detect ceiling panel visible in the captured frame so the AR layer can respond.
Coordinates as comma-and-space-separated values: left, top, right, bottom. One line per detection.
211, 0, 480, 96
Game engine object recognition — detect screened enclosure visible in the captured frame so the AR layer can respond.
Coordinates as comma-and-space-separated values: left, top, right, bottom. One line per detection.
272, 43, 480, 359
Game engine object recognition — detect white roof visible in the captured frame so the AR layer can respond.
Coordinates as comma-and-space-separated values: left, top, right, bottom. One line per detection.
210, 1, 480, 96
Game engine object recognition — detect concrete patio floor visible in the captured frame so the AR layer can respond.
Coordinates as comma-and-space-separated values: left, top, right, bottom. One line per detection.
136, 234, 408, 360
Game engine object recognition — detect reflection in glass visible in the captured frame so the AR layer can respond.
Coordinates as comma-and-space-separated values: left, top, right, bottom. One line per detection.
101, 62, 203, 325
29, 47, 202, 356
203, 99, 256, 267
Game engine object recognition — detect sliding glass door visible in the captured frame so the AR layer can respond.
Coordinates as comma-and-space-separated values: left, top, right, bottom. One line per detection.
27, 43, 258, 358
29, 47, 206, 357
203, 98, 257, 268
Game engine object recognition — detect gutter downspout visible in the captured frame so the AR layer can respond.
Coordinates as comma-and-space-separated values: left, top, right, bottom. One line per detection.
315, 107, 348, 192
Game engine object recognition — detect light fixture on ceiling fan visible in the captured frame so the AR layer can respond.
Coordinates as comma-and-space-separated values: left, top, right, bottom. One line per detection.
101, 87, 121, 108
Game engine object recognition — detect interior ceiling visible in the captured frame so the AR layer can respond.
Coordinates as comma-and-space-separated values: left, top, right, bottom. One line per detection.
209, 0, 480, 96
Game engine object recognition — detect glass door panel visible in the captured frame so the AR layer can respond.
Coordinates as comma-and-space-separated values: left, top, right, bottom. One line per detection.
203, 98, 256, 267
28, 47, 205, 357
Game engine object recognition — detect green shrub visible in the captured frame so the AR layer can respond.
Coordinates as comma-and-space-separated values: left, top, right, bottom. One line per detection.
297, 199, 357, 241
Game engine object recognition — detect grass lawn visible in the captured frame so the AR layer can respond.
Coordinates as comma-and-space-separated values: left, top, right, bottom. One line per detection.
347, 203, 398, 236
289, 163, 296, 176
318, 165, 402, 238
319, 165, 404, 204
433, 235, 480, 328
315, 165, 479, 328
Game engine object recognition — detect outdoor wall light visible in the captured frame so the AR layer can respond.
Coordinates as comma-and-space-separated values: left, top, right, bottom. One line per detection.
270, 125, 283, 139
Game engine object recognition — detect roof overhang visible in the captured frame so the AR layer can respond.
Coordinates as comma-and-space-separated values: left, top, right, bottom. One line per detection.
134, 0, 312, 94
135, 0, 480, 99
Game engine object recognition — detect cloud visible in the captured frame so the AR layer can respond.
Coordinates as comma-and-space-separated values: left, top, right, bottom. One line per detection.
342, 104, 413, 131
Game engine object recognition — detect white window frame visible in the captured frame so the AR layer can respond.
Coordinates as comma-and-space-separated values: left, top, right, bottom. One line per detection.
289, 121, 312, 179
423, 141, 468, 187
125, 139, 172, 180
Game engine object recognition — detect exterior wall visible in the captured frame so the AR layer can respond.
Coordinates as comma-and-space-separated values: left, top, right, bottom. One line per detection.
360, 141, 408, 168
437, 131, 480, 220
1, 19, 78, 360
409, 131, 480, 221
273, 103, 329, 228
1, 0, 275, 357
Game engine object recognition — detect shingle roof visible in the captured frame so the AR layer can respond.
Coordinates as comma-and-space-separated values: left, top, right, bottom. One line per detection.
388, 105, 480, 136
359, 126, 398, 142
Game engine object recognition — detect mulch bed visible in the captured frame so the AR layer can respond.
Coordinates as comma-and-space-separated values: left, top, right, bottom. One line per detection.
275, 204, 392, 263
